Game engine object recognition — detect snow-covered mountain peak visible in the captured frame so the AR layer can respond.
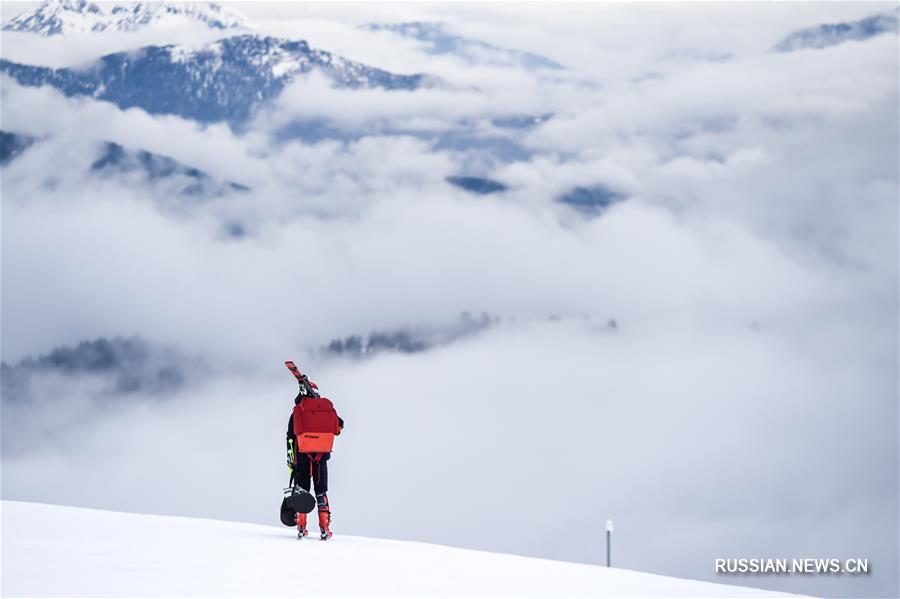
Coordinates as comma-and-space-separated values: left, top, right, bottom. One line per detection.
165, 35, 313, 75
0, 34, 425, 124
1, 0, 247, 36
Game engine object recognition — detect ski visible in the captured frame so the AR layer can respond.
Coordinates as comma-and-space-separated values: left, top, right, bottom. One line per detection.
284, 360, 303, 382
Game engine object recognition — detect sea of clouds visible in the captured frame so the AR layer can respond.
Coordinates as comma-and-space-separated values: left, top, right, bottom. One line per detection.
1, 3, 897, 597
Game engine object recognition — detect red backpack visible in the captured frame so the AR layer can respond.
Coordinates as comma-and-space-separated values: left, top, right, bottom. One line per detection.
293, 397, 341, 453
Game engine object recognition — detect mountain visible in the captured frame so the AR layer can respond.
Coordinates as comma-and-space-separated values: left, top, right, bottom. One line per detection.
1, 133, 246, 203
90, 141, 249, 197
446, 175, 508, 195
2, 501, 801, 597
0, 35, 426, 125
0, 337, 195, 404
774, 10, 899, 52
556, 184, 628, 216
367, 21, 564, 70
1, 0, 246, 36
323, 312, 496, 358
491, 113, 554, 130
0, 130, 37, 165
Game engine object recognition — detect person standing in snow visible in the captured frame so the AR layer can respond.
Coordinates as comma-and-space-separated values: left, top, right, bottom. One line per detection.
285, 365, 344, 540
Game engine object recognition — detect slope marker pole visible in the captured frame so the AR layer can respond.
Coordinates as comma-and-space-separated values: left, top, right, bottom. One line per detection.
606, 520, 613, 567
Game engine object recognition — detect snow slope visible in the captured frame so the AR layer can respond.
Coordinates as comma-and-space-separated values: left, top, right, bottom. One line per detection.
1, 501, 803, 597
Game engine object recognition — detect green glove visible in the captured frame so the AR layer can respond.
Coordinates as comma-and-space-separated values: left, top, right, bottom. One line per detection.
287, 438, 295, 471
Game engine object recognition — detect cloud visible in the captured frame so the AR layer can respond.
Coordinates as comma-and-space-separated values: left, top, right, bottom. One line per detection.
1, 4, 897, 598
0, 22, 242, 68
1, 78, 265, 184
265, 72, 503, 129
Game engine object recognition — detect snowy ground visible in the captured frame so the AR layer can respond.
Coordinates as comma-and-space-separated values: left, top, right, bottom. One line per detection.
1, 501, 806, 597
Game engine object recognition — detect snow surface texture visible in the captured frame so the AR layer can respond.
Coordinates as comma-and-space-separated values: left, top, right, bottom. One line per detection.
1, 0, 246, 36
1, 501, 803, 598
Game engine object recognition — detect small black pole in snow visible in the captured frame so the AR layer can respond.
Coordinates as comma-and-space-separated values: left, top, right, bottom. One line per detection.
606, 520, 613, 567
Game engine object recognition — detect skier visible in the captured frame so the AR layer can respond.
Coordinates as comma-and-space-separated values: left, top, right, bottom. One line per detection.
285, 363, 344, 540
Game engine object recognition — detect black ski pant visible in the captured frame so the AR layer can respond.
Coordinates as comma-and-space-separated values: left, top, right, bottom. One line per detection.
294, 453, 328, 497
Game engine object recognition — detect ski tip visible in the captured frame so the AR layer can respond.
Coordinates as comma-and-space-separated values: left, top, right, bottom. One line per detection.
285, 361, 302, 380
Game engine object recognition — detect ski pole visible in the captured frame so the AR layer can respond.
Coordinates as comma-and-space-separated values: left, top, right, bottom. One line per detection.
287, 438, 295, 485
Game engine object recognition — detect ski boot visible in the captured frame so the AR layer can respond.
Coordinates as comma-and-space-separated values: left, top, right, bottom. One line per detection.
317, 493, 332, 540
295, 512, 308, 539
318, 510, 332, 540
